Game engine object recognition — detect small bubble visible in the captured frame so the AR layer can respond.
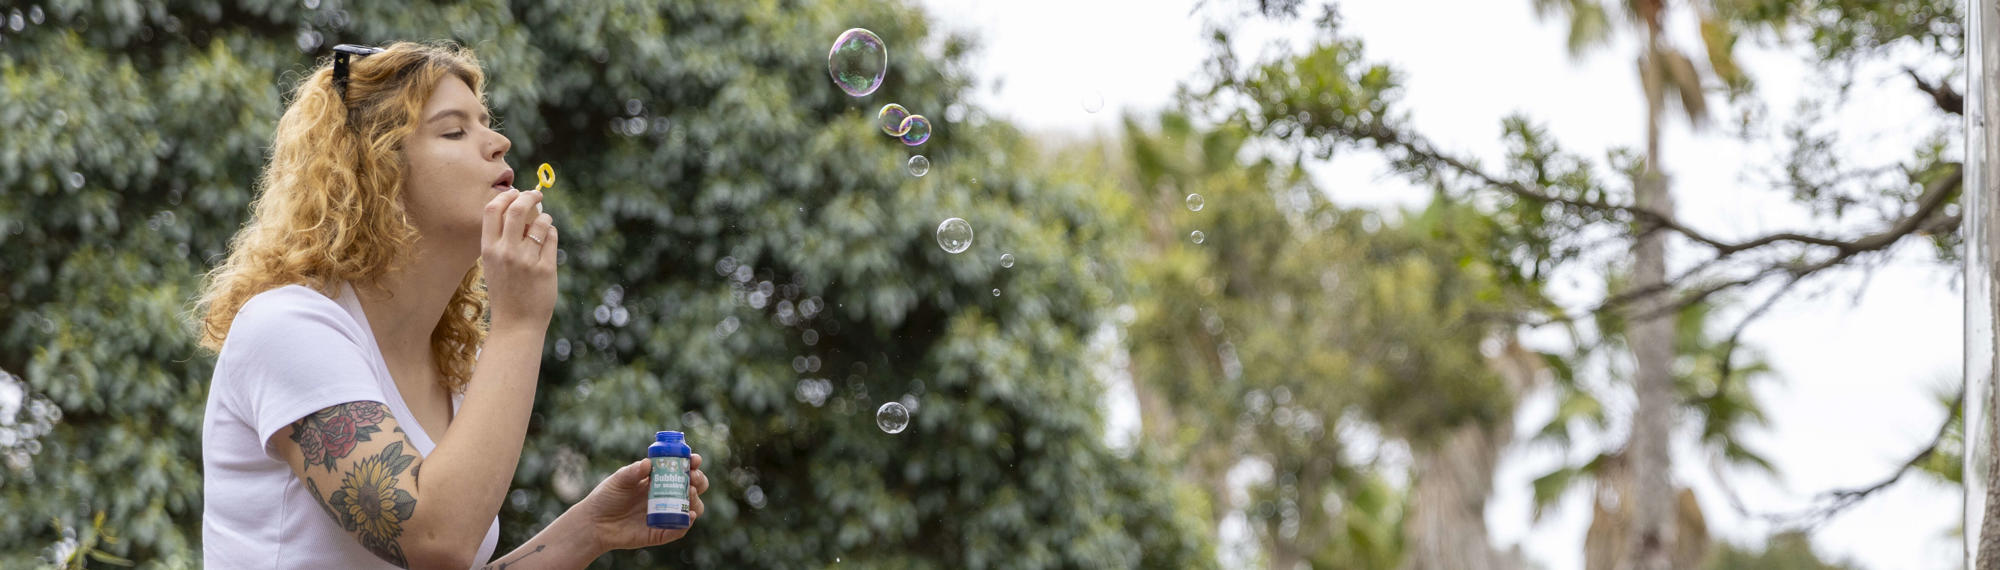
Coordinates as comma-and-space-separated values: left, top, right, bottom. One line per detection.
992, 288, 1001, 297
1081, 90, 1104, 113
827, 28, 887, 97
878, 104, 911, 136
27, 6, 42, 25
999, 253, 1014, 268
1186, 193, 1204, 212
876, 402, 910, 434
802, 329, 820, 346
303, 0, 321, 9
7, 11, 21, 32
1190, 230, 1205, 244
625, 98, 642, 116
907, 155, 929, 177
594, 305, 612, 324
935, 217, 973, 254
716, 256, 739, 277
899, 115, 932, 146
65, 172, 83, 189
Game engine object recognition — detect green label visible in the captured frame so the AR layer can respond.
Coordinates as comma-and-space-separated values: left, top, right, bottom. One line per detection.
649, 456, 690, 515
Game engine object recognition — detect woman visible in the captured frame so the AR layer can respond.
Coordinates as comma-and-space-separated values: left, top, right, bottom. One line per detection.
194, 41, 706, 568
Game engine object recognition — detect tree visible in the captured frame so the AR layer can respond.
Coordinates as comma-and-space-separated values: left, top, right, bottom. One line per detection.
1107, 105, 1560, 568
1188, 1, 1961, 564
0, 1, 1216, 567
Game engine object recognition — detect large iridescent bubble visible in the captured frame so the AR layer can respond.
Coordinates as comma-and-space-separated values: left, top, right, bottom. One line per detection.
827, 29, 887, 97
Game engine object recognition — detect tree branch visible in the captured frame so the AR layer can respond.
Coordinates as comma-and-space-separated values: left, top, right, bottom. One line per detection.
1744, 387, 1963, 530
1342, 120, 1961, 259
1906, 67, 1964, 116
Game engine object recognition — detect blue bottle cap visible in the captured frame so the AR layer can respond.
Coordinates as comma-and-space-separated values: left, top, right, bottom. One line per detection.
657, 430, 684, 443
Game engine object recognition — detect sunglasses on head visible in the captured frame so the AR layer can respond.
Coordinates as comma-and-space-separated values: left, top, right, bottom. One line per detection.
331, 44, 384, 99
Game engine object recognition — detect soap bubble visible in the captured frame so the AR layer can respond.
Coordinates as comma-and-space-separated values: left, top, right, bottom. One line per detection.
1190, 230, 1206, 244
827, 29, 887, 97
908, 155, 929, 177
999, 253, 1014, 268
1186, 193, 1204, 212
878, 103, 911, 136
992, 288, 1001, 297
876, 401, 910, 434
1081, 90, 1104, 113
935, 217, 973, 254
898, 115, 932, 146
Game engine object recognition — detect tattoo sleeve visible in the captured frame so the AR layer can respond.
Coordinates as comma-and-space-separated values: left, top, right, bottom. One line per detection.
287, 401, 422, 567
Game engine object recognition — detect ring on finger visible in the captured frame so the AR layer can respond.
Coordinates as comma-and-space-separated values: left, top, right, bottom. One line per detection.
528, 233, 545, 245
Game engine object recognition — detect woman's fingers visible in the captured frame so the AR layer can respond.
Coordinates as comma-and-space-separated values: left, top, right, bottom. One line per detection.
482, 190, 520, 247
536, 223, 559, 262
622, 459, 649, 486
501, 190, 544, 249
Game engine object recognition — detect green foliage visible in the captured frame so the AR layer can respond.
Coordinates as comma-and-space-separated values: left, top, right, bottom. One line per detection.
0, 1, 1213, 567
1705, 530, 1867, 570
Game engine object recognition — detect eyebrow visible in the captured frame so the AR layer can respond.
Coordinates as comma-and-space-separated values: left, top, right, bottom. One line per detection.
425, 109, 489, 126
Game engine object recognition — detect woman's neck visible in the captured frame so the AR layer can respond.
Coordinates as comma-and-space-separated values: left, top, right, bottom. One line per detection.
354, 238, 473, 370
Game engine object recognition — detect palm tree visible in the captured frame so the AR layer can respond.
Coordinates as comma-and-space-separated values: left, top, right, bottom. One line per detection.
1529, 1, 1747, 567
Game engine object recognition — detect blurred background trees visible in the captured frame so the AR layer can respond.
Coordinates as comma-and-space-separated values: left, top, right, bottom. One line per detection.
0, 0, 1963, 568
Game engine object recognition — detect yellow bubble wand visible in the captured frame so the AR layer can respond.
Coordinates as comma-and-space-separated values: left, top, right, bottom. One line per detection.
534, 163, 554, 191
529, 163, 554, 215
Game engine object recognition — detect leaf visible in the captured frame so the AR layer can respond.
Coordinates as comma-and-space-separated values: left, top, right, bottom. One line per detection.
1661, 48, 1709, 126
85, 550, 135, 567
1698, 13, 1750, 95
1530, 465, 1586, 522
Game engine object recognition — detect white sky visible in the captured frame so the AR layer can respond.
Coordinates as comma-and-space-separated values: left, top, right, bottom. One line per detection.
916, 0, 1965, 569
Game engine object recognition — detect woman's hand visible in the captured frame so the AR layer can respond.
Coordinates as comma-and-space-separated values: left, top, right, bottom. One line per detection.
480, 189, 558, 330
578, 453, 709, 553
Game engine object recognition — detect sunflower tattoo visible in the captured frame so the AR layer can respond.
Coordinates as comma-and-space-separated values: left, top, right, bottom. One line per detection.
328, 442, 419, 562
290, 402, 419, 566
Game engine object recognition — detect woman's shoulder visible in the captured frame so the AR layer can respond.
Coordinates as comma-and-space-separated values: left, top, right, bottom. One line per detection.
222, 284, 363, 352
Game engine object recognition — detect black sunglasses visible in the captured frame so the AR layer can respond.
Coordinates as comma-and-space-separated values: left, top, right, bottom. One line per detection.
331, 44, 384, 99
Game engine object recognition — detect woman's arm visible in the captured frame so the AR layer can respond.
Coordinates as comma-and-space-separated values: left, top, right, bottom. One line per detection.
476, 511, 600, 570
479, 455, 713, 569
399, 188, 560, 562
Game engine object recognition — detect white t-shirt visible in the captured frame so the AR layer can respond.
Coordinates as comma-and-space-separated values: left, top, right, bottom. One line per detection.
202, 283, 499, 568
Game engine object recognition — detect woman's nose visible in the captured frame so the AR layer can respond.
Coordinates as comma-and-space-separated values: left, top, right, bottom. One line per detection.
488, 132, 512, 162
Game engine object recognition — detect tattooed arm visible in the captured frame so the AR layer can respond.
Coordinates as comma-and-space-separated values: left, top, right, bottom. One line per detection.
269, 327, 549, 567
271, 402, 438, 567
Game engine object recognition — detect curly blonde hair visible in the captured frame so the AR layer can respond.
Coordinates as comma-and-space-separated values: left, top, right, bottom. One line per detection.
196, 42, 490, 393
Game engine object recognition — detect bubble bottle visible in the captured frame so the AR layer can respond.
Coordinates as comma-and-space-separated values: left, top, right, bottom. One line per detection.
647, 431, 693, 530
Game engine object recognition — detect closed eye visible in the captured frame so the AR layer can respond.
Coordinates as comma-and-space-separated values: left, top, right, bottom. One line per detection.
444, 130, 467, 139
